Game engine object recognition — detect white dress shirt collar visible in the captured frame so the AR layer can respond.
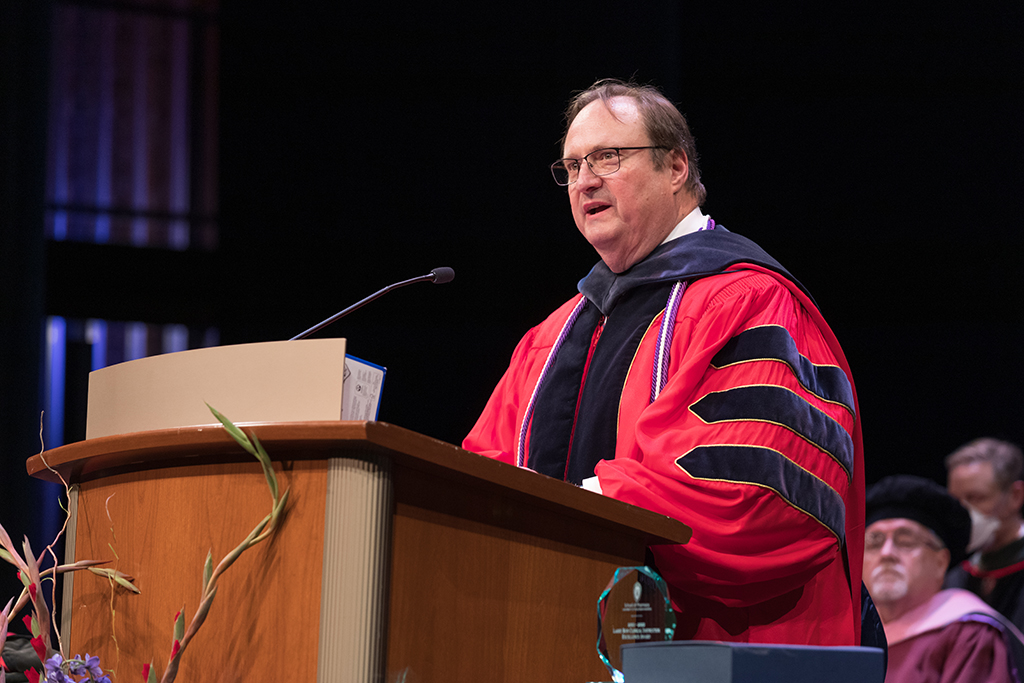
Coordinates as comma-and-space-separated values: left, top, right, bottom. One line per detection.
661, 206, 709, 245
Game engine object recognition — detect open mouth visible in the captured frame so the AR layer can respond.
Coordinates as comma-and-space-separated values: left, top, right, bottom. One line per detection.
586, 204, 611, 216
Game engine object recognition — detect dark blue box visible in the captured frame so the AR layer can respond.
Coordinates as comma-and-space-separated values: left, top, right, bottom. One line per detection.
621, 641, 885, 682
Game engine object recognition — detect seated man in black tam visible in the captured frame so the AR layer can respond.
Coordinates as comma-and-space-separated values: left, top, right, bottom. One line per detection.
864, 474, 1021, 683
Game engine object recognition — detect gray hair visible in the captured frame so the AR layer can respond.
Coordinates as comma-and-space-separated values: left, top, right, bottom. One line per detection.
945, 437, 1024, 490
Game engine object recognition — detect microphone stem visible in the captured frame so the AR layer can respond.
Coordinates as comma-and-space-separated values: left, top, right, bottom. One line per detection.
289, 273, 434, 341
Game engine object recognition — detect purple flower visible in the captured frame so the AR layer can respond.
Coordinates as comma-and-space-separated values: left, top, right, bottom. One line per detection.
42, 653, 70, 683
82, 654, 104, 677
68, 657, 86, 676
57, 653, 108, 682
43, 653, 64, 674
41, 653, 108, 683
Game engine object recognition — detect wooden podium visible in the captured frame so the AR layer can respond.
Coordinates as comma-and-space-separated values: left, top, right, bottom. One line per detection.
27, 421, 691, 682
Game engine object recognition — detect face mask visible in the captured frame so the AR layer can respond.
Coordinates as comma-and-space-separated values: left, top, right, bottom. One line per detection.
967, 505, 1001, 553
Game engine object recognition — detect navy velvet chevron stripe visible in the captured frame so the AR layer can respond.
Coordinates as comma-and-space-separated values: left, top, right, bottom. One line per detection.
711, 326, 855, 414
690, 386, 855, 479
677, 445, 846, 540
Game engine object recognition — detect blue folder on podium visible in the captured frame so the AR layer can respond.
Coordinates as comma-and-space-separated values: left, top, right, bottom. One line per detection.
621, 641, 885, 683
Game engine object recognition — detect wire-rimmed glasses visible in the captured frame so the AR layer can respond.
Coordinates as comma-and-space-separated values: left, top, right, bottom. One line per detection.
550, 146, 668, 186
864, 529, 945, 554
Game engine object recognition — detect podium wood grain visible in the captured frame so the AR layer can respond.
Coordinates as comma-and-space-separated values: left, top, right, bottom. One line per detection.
68, 459, 326, 682
28, 422, 690, 682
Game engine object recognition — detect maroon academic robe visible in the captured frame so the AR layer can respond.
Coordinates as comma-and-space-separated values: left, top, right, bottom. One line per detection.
884, 589, 1016, 683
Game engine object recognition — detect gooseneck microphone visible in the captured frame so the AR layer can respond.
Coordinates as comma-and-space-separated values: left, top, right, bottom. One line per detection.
289, 267, 455, 341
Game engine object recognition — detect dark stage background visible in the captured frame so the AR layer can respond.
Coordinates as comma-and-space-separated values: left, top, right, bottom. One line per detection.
2, 1, 1022, 605
218, 2, 1024, 482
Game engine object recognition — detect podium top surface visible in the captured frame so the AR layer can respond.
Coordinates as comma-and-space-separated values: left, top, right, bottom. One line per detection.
26, 420, 691, 547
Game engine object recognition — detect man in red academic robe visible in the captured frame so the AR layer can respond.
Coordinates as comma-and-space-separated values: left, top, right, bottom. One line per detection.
464, 78, 865, 645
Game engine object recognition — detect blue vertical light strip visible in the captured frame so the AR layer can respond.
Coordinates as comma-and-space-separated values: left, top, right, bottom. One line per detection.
44, 316, 67, 449
131, 16, 150, 247
126, 322, 148, 361
168, 17, 191, 251
87, 318, 109, 370
39, 317, 65, 551
163, 324, 189, 354
48, 13, 69, 241
93, 10, 116, 244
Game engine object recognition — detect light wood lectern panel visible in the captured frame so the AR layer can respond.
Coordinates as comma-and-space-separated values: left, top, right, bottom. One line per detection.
28, 421, 690, 682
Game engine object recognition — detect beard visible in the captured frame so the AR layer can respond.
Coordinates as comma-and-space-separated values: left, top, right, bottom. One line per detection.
870, 563, 909, 603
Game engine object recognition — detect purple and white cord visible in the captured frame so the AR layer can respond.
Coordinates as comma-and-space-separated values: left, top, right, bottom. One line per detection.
651, 280, 686, 403
517, 216, 714, 461
517, 296, 589, 467
650, 216, 714, 402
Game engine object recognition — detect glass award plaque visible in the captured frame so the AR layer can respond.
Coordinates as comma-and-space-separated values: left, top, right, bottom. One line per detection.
596, 566, 676, 683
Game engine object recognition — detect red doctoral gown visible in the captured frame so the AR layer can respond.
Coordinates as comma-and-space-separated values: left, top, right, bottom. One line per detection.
464, 229, 865, 645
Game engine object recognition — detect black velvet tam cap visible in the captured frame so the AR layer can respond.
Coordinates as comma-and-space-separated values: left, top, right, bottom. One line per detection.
865, 474, 972, 567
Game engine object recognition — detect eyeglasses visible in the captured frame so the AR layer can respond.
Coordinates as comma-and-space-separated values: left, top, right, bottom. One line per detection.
864, 529, 945, 553
550, 146, 669, 186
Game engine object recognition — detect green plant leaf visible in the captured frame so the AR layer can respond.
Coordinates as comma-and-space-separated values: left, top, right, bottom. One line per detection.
202, 551, 213, 590
271, 489, 290, 524
87, 567, 141, 593
174, 609, 185, 642
157, 401, 292, 683
206, 403, 257, 457
250, 433, 279, 502
114, 574, 141, 594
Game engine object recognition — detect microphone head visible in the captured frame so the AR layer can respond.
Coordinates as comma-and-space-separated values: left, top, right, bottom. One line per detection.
430, 267, 455, 284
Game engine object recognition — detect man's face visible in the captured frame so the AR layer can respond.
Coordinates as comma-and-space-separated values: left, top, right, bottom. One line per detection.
864, 518, 949, 610
562, 96, 687, 273
948, 461, 1011, 518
